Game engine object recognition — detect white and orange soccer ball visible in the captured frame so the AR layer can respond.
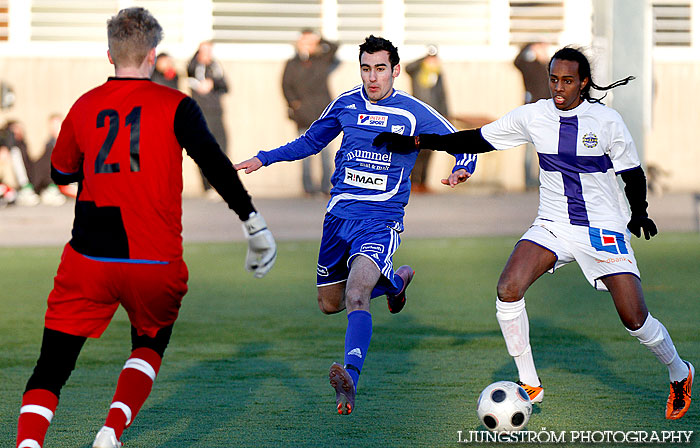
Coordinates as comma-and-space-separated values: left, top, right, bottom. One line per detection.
476, 381, 533, 432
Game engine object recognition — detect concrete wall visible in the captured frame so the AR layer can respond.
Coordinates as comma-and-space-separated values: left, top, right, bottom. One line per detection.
646, 61, 700, 192
0, 56, 698, 196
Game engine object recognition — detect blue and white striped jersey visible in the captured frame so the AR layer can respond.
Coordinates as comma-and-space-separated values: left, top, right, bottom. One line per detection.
257, 86, 476, 222
481, 98, 640, 232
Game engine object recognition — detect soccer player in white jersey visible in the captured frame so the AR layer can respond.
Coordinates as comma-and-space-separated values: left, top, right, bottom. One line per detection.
374, 46, 693, 420
236, 35, 476, 414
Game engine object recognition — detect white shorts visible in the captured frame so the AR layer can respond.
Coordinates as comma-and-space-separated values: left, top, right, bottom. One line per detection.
520, 219, 641, 291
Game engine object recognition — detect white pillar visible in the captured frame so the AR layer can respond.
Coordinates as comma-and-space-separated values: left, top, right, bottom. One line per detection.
183, 0, 214, 46
561, 0, 593, 47
593, 0, 652, 163
321, 0, 339, 41
8, 0, 31, 44
382, 0, 405, 45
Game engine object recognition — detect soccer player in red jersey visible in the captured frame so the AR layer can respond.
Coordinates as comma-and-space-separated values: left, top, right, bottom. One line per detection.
15, 8, 276, 448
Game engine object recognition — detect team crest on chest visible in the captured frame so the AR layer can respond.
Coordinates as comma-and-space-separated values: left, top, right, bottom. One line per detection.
582, 132, 598, 148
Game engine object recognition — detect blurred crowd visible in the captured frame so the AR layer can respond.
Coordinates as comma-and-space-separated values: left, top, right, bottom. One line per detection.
0, 38, 556, 206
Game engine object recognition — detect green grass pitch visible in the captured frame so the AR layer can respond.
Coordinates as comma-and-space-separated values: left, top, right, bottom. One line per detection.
1, 234, 698, 447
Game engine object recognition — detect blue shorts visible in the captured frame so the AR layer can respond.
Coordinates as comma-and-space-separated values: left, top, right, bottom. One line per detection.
317, 214, 403, 291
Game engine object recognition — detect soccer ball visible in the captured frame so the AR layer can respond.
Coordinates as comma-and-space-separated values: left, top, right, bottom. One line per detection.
476, 381, 532, 432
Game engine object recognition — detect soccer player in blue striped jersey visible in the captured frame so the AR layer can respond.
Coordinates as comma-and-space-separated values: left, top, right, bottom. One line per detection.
236, 35, 476, 414
374, 46, 694, 420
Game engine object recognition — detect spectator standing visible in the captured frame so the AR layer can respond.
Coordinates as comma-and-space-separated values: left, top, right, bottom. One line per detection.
405, 45, 448, 193
187, 41, 229, 197
151, 52, 179, 90
282, 29, 338, 196
514, 42, 551, 189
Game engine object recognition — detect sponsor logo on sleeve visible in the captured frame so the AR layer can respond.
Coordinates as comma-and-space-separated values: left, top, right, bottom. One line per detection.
357, 114, 388, 127
344, 167, 388, 191
391, 125, 405, 134
317, 264, 329, 276
345, 104, 357, 109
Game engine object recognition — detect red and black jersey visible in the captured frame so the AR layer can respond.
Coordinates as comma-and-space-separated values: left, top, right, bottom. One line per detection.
52, 78, 254, 261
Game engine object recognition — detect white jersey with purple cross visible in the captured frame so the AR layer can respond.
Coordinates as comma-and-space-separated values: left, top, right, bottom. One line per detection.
481, 98, 640, 232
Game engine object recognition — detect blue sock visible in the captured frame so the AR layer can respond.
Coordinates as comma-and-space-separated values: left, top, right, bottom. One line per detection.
344, 310, 372, 388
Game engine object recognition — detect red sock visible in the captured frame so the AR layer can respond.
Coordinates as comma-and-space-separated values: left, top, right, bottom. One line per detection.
104, 348, 162, 439
16, 389, 59, 448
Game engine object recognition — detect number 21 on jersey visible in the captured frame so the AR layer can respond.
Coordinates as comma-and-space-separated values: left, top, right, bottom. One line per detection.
95, 106, 141, 174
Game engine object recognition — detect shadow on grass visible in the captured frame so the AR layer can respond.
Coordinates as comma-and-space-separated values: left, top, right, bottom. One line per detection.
122, 341, 307, 447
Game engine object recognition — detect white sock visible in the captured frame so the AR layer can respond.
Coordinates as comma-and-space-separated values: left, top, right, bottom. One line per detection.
627, 314, 688, 382
496, 297, 540, 386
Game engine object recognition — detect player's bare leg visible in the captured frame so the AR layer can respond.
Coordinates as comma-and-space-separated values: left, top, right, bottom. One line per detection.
317, 282, 346, 314
601, 274, 647, 329
602, 274, 693, 419
496, 241, 556, 403
329, 256, 381, 414
344, 256, 380, 313
497, 241, 557, 302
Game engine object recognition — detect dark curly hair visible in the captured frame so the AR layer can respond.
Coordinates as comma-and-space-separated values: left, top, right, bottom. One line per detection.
359, 35, 400, 68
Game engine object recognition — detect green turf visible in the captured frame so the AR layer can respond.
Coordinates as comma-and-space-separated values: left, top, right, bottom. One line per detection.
1, 234, 699, 447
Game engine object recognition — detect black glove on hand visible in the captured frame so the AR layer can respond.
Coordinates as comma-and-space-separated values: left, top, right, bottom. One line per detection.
627, 215, 658, 240
372, 132, 417, 153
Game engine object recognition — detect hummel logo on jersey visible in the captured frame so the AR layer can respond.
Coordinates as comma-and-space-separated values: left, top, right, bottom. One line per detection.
347, 348, 363, 358
391, 125, 405, 134
357, 114, 388, 127
345, 104, 357, 109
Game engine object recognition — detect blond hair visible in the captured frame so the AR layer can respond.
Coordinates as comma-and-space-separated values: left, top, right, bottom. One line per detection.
107, 7, 163, 68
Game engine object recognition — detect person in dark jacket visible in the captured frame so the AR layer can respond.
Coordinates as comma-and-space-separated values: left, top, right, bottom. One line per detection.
282, 30, 338, 196
514, 42, 551, 189
151, 52, 179, 90
405, 45, 448, 193
187, 41, 229, 195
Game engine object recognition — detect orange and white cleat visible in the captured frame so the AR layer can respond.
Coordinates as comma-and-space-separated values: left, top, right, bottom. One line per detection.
387, 265, 414, 314
516, 381, 544, 403
329, 362, 355, 415
666, 361, 694, 420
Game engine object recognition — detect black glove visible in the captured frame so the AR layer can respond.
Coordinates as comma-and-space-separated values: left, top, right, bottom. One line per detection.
627, 215, 657, 240
372, 132, 417, 153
